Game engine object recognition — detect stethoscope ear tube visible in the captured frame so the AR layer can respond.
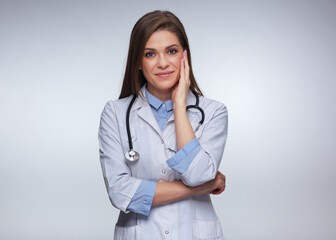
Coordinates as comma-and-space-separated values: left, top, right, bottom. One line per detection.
186, 103, 205, 125
186, 93, 205, 130
125, 95, 140, 161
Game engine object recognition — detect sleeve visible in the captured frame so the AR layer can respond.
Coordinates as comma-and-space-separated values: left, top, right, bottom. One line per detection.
98, 101, 156, 214
166, 138, 201, 174
167, 103, 228, 187
127, 180, 156, 216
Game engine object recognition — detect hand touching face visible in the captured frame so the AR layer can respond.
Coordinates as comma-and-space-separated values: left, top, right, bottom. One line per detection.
171, 50, 190, 106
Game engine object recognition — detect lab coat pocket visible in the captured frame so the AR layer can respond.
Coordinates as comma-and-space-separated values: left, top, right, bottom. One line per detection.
114, 225, 142, 240
193, 219, 223, 240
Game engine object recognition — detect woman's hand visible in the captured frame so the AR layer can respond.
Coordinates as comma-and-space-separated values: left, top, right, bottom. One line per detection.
210, 171, 226, 195
171, 50, 190, 107
196, 171, 226, 195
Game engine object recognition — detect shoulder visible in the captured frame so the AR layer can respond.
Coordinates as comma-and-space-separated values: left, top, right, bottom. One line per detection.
99, 96, 136, 131
101, 95, 134, 114
99, 96, 136, 127
199, 95, 228, 118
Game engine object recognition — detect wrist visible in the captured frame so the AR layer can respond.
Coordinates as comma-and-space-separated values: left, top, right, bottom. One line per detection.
180, 181, 198, 198
188, 184, 202, 196
173, 102, 186, 110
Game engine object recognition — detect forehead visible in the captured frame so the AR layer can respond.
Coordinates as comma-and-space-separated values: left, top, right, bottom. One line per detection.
145, 30, 180, 48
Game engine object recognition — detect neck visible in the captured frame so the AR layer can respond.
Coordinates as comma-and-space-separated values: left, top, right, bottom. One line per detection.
147, 86, 172, 102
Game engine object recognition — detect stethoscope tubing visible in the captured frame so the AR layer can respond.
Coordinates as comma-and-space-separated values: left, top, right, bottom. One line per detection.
125, 92, 204, 161
126, 95, 137, 150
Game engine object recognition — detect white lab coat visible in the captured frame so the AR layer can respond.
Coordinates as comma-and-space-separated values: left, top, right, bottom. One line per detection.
99, 86, 228, 240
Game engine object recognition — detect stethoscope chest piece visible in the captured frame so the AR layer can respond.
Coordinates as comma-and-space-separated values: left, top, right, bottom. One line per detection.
125, 149, 139, 162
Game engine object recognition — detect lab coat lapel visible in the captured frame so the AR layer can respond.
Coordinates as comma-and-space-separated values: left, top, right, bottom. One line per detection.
131, 89, 162, 137
186, 89, 196, 107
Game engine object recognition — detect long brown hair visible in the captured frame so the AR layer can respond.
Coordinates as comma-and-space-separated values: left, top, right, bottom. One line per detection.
119, 10, 203, 99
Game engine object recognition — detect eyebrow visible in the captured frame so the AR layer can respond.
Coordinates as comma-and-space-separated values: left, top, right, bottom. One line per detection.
144, 44, 180, 51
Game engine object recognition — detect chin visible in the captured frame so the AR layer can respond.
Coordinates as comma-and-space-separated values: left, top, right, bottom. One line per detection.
146, 74, 179, 93
160, 79, 178, 89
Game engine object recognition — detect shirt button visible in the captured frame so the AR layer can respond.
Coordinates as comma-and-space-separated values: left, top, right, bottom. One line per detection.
161, 139, 164, 144
161, 170, 166, 174
165, 230, 169, 234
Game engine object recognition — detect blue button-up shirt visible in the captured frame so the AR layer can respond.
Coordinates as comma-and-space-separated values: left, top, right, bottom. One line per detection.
126, 87, 201, 216
145, 87, 174, 130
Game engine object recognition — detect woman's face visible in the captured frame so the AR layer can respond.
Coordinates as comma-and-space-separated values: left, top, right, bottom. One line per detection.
141, 30, 184, 101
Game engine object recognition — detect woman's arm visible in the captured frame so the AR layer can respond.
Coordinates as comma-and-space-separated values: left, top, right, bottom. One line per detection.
170, 51, 229, 187
152, 171, 226, 206
171, 50, 195, 151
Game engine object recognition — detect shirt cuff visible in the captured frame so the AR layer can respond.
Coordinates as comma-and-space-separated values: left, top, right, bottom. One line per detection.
127, 180, 156, 216
166, 138, 201, 174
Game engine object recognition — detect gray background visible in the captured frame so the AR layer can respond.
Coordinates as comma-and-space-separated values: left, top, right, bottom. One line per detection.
1, 0, 335, 239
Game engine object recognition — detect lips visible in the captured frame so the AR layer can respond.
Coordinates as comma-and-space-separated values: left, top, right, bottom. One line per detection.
155, 71, 174, 79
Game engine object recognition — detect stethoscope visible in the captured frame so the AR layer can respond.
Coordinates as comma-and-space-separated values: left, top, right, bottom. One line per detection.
125, 92, 205, 162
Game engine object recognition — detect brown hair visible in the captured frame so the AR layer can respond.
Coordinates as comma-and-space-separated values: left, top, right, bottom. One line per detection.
119, 10, 203, 99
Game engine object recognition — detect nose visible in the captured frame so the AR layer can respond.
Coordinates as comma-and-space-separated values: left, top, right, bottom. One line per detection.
157, 54, 169, 68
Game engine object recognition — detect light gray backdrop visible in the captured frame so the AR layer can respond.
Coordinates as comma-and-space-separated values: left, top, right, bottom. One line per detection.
1, 0, 335, 239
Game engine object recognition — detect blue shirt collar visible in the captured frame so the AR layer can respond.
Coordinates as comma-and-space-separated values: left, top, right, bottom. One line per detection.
145, 87, 173, 111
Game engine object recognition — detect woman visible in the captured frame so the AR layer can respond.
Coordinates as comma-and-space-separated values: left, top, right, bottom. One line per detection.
99, 10, 228, 240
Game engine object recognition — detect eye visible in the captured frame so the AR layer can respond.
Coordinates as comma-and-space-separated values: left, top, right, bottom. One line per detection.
168, 49, 178, 55
145, 52, 155, 57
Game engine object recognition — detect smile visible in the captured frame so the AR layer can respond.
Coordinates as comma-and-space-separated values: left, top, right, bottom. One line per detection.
155, 71, 174, 79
